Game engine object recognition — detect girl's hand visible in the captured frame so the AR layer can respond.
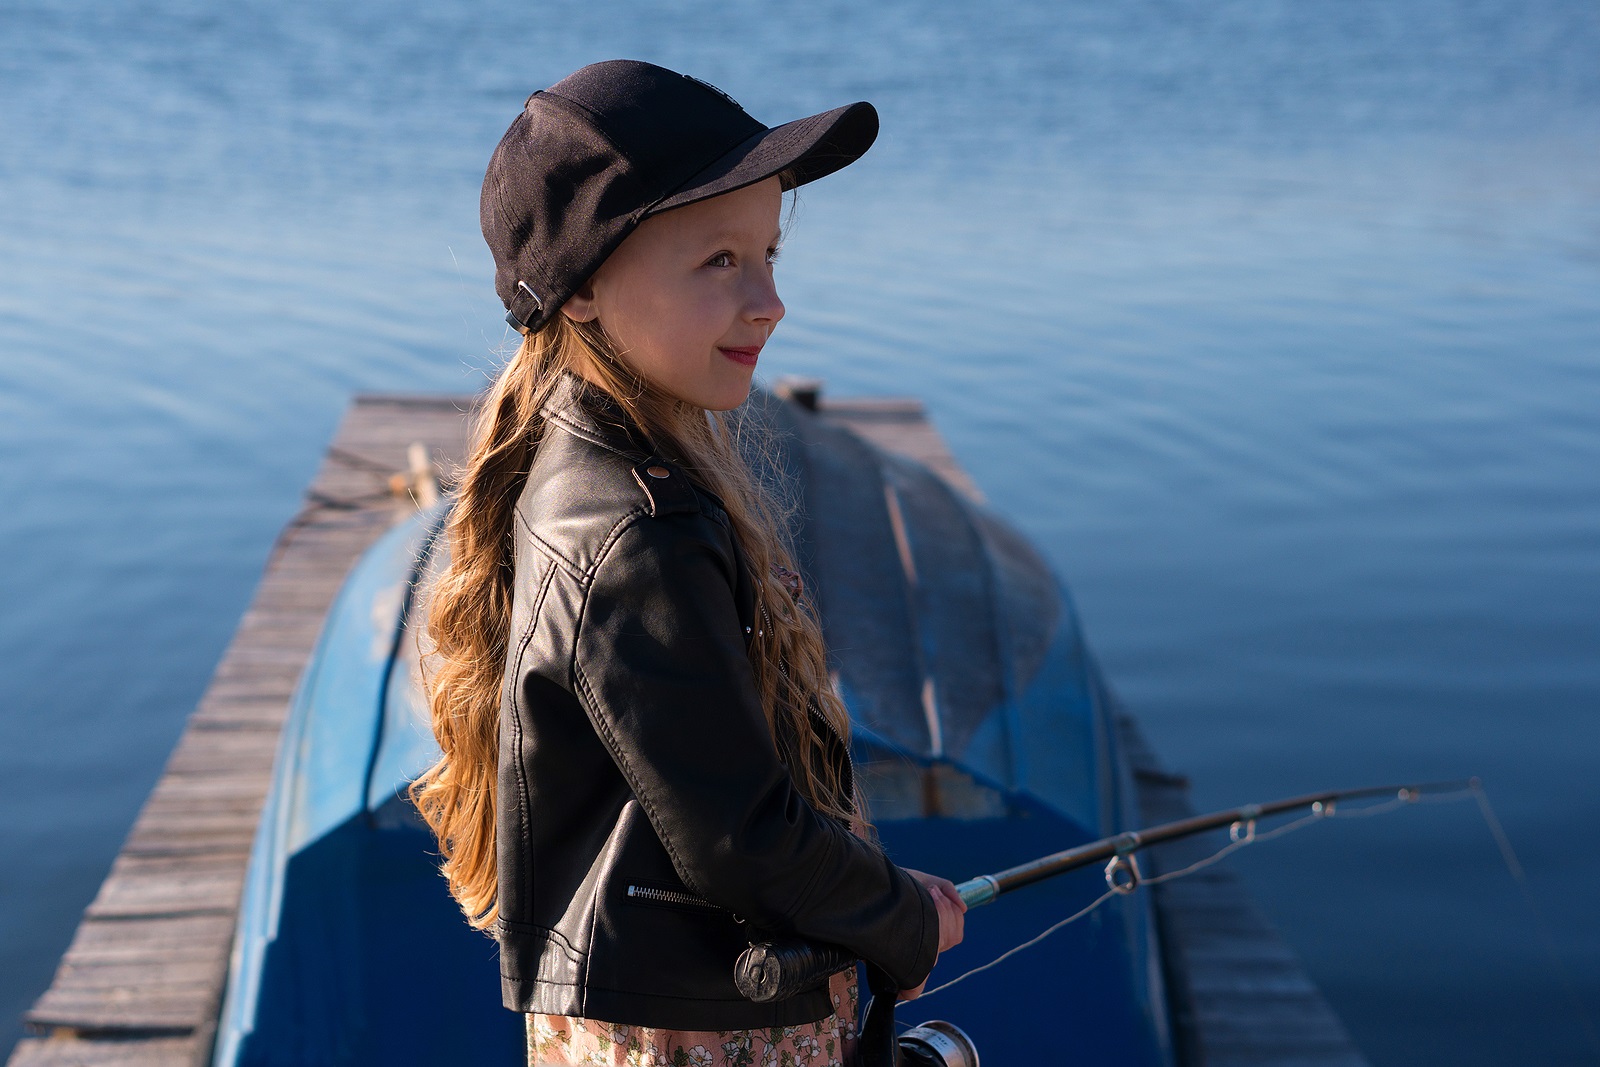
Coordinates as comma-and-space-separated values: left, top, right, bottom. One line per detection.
897, 868, 966, 1001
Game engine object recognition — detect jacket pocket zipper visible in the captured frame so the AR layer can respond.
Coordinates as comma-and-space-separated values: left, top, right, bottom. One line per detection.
625, 884, 726, 911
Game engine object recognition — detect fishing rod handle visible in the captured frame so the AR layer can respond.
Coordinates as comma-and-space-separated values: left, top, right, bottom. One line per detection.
734, 939, 857, 1003
735, 877, 1002, 1003
956, 875, 1000, 907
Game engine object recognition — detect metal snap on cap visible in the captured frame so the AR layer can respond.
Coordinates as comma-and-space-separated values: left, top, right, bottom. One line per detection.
646, 465, 671, 479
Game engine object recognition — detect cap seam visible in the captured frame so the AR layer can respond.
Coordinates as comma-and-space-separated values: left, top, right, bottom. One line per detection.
489, 131, 560, 314
538, 90, 759, 221
506, 95, 647, 322
533, 91, 647, 177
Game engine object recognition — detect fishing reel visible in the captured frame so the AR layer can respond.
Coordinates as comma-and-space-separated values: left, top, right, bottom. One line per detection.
897, 1019, 980, 1067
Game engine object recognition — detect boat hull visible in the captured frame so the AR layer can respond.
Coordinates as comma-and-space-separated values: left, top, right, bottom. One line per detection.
214, 394, 1172, 1066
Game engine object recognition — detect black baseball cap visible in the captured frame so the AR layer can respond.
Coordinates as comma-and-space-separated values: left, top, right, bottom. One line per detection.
482, 60, 879, 333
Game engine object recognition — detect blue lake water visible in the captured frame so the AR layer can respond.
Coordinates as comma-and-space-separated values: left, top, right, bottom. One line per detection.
2, 0, 1597, 1062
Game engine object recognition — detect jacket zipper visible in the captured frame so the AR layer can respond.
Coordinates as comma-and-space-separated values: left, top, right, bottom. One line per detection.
626, 884, 726, 911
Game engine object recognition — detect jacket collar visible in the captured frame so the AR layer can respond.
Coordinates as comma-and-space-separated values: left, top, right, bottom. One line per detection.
538, 370, 736, 519
540, 370, 654, 460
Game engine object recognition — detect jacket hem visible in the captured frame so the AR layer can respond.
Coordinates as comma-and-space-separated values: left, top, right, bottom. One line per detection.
503, 977, 835, 1030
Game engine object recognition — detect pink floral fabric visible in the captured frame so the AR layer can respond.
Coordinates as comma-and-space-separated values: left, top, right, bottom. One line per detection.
526, 966, 860, 1066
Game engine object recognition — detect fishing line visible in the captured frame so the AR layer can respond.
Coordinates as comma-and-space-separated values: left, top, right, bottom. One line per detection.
1137, 807, 1321, 886
917, 888, 1121, 999
916, 783, 1481, 1001
1471, 782, 1600, 1055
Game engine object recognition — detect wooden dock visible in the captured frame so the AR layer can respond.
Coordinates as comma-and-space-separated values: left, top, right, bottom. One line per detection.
11, 389, 1368, 1067
9, 396, 474, 1067
1119, 717, 1370, 1067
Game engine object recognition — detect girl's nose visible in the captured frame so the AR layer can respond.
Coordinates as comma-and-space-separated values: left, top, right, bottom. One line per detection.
744, 269, 785, 327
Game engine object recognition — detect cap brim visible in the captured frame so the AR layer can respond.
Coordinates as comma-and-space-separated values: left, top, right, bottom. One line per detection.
646, 101, 878, 216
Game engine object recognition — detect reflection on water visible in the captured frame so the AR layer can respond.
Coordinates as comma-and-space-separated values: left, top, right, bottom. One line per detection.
2, 0, 1597, 1062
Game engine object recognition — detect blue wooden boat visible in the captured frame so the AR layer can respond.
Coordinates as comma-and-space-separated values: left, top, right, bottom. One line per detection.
212, 391, 1173, 1066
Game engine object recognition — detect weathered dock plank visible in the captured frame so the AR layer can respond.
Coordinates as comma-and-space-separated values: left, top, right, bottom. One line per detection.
26, 913, 235, 1033
9, 1036, 200, 1067
85, 854, 250, 921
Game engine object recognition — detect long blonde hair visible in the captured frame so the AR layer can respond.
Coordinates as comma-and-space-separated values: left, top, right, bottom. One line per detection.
410, 313, 864, 930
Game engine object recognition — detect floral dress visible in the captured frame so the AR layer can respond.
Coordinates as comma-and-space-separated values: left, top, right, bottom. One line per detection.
525, 966, 860, 1066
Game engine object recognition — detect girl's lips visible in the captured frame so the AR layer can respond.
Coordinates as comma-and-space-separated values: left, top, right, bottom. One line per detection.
718, 346, 761, 367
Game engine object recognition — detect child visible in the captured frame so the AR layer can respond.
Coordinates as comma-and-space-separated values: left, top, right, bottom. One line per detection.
412, 60, 966, 1067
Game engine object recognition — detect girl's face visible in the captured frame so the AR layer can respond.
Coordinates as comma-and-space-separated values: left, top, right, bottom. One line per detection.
564, 177, 785, 412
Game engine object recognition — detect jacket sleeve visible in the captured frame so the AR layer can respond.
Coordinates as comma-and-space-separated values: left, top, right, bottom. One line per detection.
570, 510, 940, 992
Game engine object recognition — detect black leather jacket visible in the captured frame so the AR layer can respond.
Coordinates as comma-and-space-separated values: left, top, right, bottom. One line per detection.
495, 373, 939, 1029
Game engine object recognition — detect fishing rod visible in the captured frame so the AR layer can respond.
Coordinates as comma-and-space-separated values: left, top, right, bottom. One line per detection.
735, 777, 1476, 1005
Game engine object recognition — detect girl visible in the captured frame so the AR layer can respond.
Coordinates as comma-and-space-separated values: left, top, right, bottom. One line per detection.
412, 61, 966, 1067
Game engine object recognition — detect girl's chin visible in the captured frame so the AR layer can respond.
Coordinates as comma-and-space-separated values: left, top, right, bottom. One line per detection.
660, 374, 754, 413
703, 381, 755, 412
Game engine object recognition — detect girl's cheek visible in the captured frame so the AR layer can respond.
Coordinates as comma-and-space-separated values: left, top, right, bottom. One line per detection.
693, 288, 728, 318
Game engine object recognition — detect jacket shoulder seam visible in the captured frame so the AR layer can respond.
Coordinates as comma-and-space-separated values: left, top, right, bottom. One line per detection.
583, 507, 658, 583
510, 560, 559, 674
513, 509, 586, 582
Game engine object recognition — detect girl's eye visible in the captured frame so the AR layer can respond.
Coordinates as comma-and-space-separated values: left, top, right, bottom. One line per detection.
706, 251, 734, 268
766, 245, 782, 265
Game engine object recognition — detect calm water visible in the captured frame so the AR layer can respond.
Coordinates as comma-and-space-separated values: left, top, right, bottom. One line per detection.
2, 0, 1597, 1062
